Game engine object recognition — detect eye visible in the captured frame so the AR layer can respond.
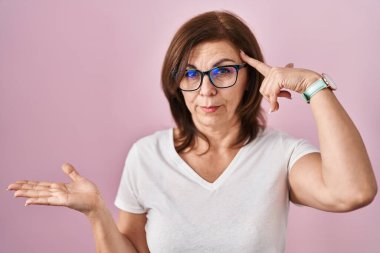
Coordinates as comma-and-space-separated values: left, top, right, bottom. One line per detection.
185, 70, 199, 79
213, 66, 232, 75
211, 66, 235, 79
212, 67, 233, 76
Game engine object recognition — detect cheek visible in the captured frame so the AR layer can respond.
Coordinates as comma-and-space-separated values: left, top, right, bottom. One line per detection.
231, 75, 248, 105
225, 95, 241, 112
226, 85, 246, 108
182, 92, 197, 112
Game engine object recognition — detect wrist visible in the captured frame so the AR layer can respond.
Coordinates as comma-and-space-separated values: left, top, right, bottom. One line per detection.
303, 72, 322, 91
85, 195, 108, 222
302, 73, 337, 103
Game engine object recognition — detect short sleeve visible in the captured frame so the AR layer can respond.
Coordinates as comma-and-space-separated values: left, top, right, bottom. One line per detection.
288, 138, 320, 173
114, 144, 147, 214
285, 137, 320, 207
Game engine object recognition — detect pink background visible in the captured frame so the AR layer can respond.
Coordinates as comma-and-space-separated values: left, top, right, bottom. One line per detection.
1, 0, 379, 252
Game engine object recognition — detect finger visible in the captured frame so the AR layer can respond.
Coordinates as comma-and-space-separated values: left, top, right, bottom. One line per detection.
259, 78, 270, 103
284, 63, 294, 68
14, 180, 52, 186
9, 183, 51, 191
278, 90, 292, 99
240, 50, 272, 76
25, 196, 62, 206
269, 94, 279, 113
274, 101, 280, 112
8, 181, 54, 191
268, 101, 279, 113
62, 162, 82, 182
14, 189, 53, 198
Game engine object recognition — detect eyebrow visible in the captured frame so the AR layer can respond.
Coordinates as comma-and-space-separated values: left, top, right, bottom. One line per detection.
186, 58, 237, 69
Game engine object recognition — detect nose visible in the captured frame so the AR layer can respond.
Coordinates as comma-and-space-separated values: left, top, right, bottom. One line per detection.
199, 74, 217, 96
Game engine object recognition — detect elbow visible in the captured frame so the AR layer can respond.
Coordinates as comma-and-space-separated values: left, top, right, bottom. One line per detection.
362, 184, 378, 206
353, 189, 377, 210
336, 186, 378, 212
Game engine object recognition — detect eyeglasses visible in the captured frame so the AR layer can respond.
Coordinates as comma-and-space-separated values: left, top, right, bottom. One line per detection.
179, 63, 247, 91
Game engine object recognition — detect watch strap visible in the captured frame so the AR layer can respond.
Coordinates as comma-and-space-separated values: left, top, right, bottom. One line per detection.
302, 78, 328, 104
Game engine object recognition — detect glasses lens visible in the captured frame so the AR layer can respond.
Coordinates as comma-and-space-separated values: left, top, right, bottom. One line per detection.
180, 69, 201, 90
210, 66, 237, 87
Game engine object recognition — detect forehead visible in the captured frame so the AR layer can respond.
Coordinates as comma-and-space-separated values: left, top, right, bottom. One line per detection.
187, 40, 240, 67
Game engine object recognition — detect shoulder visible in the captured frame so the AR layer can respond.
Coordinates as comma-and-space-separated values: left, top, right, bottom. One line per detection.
123, 128, 173, 167
249, 127, 311, 151
132, 128, 172, 153
253, 126, 293, 144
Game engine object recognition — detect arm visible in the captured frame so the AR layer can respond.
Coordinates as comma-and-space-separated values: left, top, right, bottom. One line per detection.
7, 163, 139, 252
87, 200, 139, 253
116, 210, 150, 253
289, 88, 377, 211
240, 51, 378, 212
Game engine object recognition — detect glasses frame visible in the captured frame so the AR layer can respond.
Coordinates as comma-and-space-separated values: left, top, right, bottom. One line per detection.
179, 63, 247, 91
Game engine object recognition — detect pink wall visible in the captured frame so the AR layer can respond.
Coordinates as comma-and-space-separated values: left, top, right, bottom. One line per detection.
1, 0, 379, 252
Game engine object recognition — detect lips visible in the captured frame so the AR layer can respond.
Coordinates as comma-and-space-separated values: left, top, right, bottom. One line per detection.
200, 105, 220, 113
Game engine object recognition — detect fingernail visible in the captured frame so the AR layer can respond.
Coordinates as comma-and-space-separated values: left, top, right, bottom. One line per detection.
240, 50, 246, 55
268, 108, 272, 114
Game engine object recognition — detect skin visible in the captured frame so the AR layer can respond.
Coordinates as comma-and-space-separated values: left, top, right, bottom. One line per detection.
7, 40, 378, 252
181, 40, 248, 140
240, 50, 377, 211
176, 41, 250, 180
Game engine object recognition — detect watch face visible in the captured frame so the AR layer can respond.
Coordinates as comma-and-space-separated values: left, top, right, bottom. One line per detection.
322, 73, 337, 90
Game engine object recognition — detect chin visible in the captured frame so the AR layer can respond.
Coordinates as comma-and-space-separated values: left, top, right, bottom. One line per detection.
194, 115, 224, 129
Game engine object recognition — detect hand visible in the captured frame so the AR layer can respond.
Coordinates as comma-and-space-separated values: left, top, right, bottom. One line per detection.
240, 50, 321, 112
7, 163, 103, 217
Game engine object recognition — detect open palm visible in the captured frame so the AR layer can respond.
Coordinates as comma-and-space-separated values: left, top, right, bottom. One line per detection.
7, 163, 103, 215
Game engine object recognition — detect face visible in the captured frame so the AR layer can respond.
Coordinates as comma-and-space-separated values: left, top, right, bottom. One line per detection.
180, 40, 248, 130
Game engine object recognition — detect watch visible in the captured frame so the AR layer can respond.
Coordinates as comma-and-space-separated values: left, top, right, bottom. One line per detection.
302, 73, 337, 103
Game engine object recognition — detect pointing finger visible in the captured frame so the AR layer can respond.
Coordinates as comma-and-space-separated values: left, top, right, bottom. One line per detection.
7, 181, 53, 191
240, 50, 272, 76
12, 183, 51, 191
14, 180, 53, 186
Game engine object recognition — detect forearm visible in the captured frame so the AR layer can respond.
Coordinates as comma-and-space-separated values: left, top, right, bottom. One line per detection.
87, 201, 138, 253
310, 88, 377, 204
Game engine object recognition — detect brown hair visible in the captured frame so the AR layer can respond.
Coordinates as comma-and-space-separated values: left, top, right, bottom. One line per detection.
161, 10, 266, 154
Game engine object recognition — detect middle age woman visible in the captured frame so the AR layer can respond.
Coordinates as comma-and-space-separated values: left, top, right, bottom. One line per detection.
8, 10, 377, 253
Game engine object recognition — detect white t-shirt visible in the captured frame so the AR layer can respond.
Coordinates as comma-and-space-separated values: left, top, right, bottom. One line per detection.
114, 127, 320, 253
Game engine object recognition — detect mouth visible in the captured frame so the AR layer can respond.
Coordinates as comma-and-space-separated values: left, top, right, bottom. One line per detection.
200, 105, 220, 113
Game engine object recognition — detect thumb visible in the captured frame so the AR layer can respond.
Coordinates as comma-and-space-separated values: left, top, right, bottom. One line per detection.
284, 63, 294, 68
62, 162, 82, 182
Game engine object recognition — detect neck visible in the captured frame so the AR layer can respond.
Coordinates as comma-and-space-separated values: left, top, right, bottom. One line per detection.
193, 118, 242, 152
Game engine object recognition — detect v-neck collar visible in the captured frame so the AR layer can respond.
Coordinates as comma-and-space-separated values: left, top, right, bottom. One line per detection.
167, 128, 252, 191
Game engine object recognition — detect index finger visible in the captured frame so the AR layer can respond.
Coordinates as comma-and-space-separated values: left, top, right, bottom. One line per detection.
240, 50, 272, 76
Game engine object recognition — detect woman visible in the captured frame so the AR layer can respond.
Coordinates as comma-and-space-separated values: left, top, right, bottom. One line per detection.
7, 10, 377, 253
